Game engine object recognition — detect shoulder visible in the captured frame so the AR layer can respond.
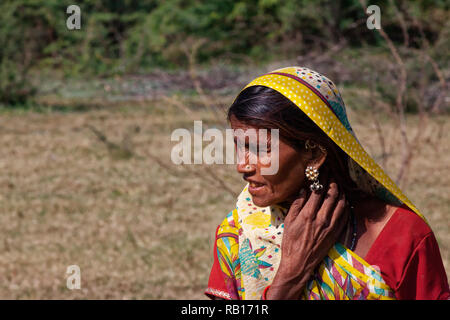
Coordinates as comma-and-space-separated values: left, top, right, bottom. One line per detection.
366, 205, 449, 297
368, 205, 433, 260
216, 208, 241, 240
386, 207, 449, 299
386, 205, 433, 247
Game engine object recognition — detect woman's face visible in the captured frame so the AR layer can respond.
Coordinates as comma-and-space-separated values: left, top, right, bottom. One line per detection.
230, 115, 310, 207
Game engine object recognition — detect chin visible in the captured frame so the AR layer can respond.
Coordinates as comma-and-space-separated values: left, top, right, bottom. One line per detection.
250, 195, 275, 208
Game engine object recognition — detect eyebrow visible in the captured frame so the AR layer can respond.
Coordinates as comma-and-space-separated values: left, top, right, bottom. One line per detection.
233, 136, 272, 146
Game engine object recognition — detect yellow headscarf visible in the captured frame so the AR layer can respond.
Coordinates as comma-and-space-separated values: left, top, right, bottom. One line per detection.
242, 66, 424, 221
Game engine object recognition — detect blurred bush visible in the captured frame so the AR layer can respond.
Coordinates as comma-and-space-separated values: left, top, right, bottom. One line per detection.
0, 0, 448, 105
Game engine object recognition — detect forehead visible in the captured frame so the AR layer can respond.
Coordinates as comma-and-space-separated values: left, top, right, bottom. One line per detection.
229, 115, 266, 131
229, 116, 264, 138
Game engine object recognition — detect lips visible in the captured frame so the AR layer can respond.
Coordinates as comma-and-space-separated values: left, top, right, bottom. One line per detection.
245, 178, 266, 195
248, 181, 264, 188
244, 177, 265, 187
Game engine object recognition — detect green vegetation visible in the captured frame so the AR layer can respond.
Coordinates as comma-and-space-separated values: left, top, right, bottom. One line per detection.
0, 0, 448, 107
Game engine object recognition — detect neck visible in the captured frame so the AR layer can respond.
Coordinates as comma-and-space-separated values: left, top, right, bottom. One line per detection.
352, 196, 389, 222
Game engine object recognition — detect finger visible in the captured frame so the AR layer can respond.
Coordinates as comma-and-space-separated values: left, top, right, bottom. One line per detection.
316, 177, 340, 227
303, 165, 329, 216
329, 191, 348, 232
317, 192, 348, 246
286, 187, 308, 220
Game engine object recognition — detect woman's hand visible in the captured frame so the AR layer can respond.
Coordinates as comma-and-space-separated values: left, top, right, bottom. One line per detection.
266, 168, 348, 299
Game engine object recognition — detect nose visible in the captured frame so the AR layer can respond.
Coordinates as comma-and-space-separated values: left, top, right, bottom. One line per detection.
237, 163, 255, 174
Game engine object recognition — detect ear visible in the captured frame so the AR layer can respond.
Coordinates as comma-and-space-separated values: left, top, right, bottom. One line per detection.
306, 145, 327, 170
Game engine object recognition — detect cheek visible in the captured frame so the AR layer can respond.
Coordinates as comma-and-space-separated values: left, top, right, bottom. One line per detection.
261, 149, 307, 198
274, 162, 305, 195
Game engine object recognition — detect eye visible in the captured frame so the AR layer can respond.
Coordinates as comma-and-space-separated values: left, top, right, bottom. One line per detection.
233, 139, 270, 153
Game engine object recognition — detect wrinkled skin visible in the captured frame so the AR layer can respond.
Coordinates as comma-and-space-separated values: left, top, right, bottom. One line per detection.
230, 116, 398, 300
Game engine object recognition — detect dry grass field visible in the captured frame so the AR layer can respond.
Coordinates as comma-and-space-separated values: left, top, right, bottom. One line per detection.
0, 100, 448, 299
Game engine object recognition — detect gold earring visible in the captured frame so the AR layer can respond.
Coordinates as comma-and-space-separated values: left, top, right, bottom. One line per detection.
305, 166, 323, 191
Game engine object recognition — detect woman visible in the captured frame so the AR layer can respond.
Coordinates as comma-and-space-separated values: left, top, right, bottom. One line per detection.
204, 66, 449, 300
